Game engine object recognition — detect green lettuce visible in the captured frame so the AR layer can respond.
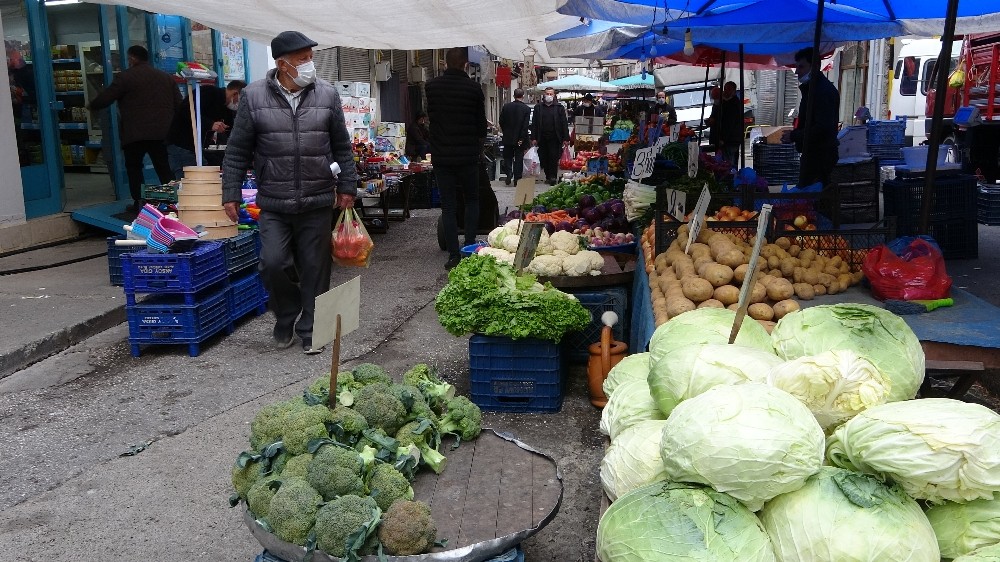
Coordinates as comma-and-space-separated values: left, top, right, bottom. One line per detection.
434, 255, 589, 342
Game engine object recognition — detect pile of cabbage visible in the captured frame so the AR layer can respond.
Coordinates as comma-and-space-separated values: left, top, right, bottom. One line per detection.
597, 305, 1000, 562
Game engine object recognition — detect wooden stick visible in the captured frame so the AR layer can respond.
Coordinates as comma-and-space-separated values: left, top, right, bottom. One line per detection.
328, 314, 342, 409
187, 82, 198, 169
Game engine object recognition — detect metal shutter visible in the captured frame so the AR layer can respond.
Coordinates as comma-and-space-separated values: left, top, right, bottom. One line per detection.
416, 49, 434, 77
781, 70, 801, 126
315, 47, 339, 82
339, 47, 371, 83
756, 70, 778, 126
391, 50, 408, 76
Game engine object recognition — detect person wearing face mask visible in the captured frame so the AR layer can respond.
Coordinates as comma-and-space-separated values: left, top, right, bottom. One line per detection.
530, 86, 570, 186
574, 93, 605, 118
782, 47, 840, 187
88, 45, 182, 212
222, 31, 359, 354
166, 80, 246, 179
651, 90, 678, 126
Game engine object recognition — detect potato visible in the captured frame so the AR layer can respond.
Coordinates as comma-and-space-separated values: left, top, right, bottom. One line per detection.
799, 248, 817, 262
773, 299, 800, 319
654, 252, 670, 272
837, 273, 852, 289
839, 262, 851, 275
696, 227, 716, 245
657, 277, 674, 295
748, 303, 775, 321
813, 284, 827, 296
694, 256, 716, 276
824, 265, 842, 277
788, 244, 801, 258
751, 282, 768, 304
702, 263, 735, 288
718, 249, 746, 268
697, 298, 725, 309
653, 295, 667, 310
727, 303, 740, 311
829, 256, 843, 269
682, 277, 715, 303
851, 271, 865, 285
776, 248, 790, 260
774, 237, 792, 250
689, 242, 711, 257
714, 285, 741, 306
761, 244, 780, 258
766, 278, 795, 301
792, 266, 805, 284
667, 296, 696, 318
734, 263, 749, 283
793, 283, 816, 300
677, 224, 690, 241
779, 257, 798, 277
802, 269, 820, 285
817, 272, 835, 288
758, 320, 777, 334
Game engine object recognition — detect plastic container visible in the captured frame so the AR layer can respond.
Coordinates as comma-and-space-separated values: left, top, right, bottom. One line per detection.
469, 335, 563, 413
107, 235, 132, 286
127, 285, 232, 357
224, 229, 261, 274
901, 145, 949, 168
123, 240, 226, 296
562, 287, 629, 364
460, 242, 489, 258
883, 175, 978, 227
978, 184, 1000, 226
228, 270, 268, 322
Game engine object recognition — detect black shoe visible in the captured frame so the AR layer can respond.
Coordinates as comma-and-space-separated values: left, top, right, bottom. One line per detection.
504, 177, 512, 186
302, 337, 324, 355
445, 256, 462, 270
273, 324, 294, 349
547, 178, 557, 186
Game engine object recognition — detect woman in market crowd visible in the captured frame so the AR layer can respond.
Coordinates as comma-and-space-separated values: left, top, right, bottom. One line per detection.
781, 47, 840, 187
404, 111, 431, 161
531, 86, 570, 186
166, 80, 246, 179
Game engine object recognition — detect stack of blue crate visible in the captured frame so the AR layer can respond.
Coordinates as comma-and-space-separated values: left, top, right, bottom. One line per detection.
123, 241, 232, 357
224, 230, 268, 323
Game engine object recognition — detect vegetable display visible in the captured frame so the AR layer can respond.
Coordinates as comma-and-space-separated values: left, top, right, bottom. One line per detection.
599, 420, 669, 501
925, 498, 1000, 559
434, 254, 590, 342
479, 221, 607, 277
526, 174, 625, 211
647, 307, 772, 366
230, 363, 483, 559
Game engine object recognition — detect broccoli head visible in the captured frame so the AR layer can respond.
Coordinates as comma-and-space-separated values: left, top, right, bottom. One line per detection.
306, 372, 361, 407
366, 463, 414, 512
395, 420, 447, 475
351, 363, 392, 387
264, 477, 323, 546
330, 404, 369, 437
246, 473, 280, 518
402, 364, 456, 413
314, 494, 381, 558
280, 403, 336, 455
307, 445, 365, 500
352, 383, 408, 436
438, 396, 483, 442
389, 384, 439, 423
249, 398, 301, 450
231, 457, 264, 500
280, 453, 313, 479
377, 499, 437, 556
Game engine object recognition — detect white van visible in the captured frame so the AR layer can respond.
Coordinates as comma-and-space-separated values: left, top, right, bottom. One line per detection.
888, 39, 961, 145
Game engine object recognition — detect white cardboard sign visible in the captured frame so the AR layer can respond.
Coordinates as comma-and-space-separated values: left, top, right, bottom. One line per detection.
513, 178, 536, 208
687, 141, 700, 178
654, 135, 670, 153
313, 276, 361, 348
630, 146, 656, 181
685, 185, 712, 253
662, 188, 686, 220
668, 124, 681, 143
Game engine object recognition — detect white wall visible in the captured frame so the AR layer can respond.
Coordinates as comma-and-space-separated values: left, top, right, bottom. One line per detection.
0, 12, 27, 226
245, 39, 270, 82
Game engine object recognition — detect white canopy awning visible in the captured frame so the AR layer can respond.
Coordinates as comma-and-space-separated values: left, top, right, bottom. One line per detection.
92, 0, 595, 65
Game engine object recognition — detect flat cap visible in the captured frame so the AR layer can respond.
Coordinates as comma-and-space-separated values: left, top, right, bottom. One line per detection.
271, 31, 318, 59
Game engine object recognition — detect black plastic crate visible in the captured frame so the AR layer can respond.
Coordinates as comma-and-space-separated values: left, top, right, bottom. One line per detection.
224, 230, 261, 275
562, 287, 629, 364
772, 220, 892, 272
867, 120, 906, 146
829, 160, 880, 186
978, 185, 1000, 225
469, 335, 563, 413
123, 241, 226, 295
884, 175, 978, 226
127, 285, 232, 357
835, 180, 879, 205
752, 143, 800, 185
837, 202, 880, 224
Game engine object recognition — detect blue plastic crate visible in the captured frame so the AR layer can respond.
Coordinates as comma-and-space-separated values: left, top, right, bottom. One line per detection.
562, 287, 629, 364
123, 241, 226, 295
228, 270, 267, 322
127, 285, 232, 357
469, 335, 563, 413
224, 229, 261, 274
867, 119, 906, 146
106, 235, 133, 286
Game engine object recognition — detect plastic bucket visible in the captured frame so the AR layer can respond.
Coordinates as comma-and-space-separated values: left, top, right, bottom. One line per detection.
461, 242, 489, 258
901, 145, 948, 168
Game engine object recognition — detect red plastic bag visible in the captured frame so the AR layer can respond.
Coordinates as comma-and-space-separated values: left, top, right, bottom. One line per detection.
331, 208, 374, 268
862, 238, 952, 301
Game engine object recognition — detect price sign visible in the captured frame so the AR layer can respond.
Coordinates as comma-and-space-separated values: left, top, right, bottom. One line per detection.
513, 222, 545, 273
687, 141, 700, 178
729, 204, 772, 344
668, 124, 681, 143
314, 276, 361, 348
630, 146, 656, 181
685, 184, 712, 254
662, 188, 686, 220
654, 135, 670, 153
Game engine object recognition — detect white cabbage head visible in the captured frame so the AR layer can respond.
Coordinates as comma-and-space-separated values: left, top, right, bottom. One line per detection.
925, 498, 1000, 560
599, 378, 665, 439
602, 352, 651, 398
648, 307, 772, 366
599, 419, 668, 501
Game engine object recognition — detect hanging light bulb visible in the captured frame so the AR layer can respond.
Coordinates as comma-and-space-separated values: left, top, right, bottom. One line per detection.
650, 43, 658, 57
642, 68, 648, 80
683, 28, 695, 56
639, 46, 647, 64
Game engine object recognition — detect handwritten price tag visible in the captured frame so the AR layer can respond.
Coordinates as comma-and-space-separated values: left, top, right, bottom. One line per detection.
630, 146, 656, 181
685, 184, 712, 253
668, 124, 681, 143
662, 188, 686, 220
687, 141, 699, 178
654, 135, 670, 153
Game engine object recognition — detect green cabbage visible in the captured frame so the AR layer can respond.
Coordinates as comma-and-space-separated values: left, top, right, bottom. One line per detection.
647, 343, 780, 416
603, 352, 651, 398
956, 543, 1000, 561
599, 379, 665, 440
660, 383, 825, 511
599, 420, 668, 501
759, 467, 940, 562
648, 308, 772, 366
926, 498, 1000, 559
770, 303, 924, 402
827, 398, 1000, 503
767, 349, 890, 432
596, 480, 777, 562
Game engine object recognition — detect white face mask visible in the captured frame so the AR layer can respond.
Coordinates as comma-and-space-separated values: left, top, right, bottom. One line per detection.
227, 101, 239, 111
544, 95, 554, 103
287, 60, 316, 87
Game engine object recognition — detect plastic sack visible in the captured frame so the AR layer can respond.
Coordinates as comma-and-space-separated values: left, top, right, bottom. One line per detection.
862, 237, 952, 301
559, 145, 574, 169
888, 235, 942, 256
949, 65, 966, 88
523, 146, 541, 177
331, 208, 374, 268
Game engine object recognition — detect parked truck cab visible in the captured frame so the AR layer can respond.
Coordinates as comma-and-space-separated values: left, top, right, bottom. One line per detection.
888, 39, 961, 145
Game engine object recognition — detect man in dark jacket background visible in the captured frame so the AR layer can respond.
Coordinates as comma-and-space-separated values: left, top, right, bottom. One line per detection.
531, 86, 569, 185
716, 81, 746, 166
166, 80, 245, 179
222, 31, 358, 354
425, 47, 488, 270
783, 47, 841, 187
89, 45, 180, 210
498, 87, 531, 186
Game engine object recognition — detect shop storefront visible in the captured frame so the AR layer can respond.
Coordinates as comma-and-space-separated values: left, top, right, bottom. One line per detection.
1, 0, 259, 249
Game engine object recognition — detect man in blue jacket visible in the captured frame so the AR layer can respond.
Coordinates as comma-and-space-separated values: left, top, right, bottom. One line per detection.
222, 31, 358, 354
425, 47, 488, 270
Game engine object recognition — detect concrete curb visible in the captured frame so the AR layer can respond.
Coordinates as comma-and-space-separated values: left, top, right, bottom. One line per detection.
0, 305, 126, 379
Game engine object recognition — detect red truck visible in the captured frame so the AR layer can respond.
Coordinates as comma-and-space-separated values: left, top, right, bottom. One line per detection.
926, 32, 1000, 182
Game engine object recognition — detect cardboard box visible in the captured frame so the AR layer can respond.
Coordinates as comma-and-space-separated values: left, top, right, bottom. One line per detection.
356, 97, 373, 113
353, 82, 371, 98
376, 122, 405, 138
352, 128, 370, 143
760, 126, 793, 144
340, 96, 358, 113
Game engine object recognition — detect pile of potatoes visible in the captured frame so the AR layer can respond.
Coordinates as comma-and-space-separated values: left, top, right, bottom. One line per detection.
648, 224, 866, 327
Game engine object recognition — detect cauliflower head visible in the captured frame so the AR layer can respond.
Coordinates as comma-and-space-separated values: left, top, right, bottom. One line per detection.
486, 226, 505, 247
479, 246, 514, 265
500, 233, 521, 253
503, 219, 524, 234
526, 255, 563, 277
561, 253, 594, 276
579, 249, 605, 270
549, 230, 582, 255
535, 229, 554, 255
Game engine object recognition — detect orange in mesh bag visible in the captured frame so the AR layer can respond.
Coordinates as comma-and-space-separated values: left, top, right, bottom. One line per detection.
331, 208, 374, 267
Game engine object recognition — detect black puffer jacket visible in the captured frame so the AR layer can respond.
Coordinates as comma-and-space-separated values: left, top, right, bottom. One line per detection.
222, 70, 358, 213
425, 68, 487, 166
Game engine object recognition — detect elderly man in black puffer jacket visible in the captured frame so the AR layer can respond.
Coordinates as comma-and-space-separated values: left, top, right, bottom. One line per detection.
222, 31, 358, 354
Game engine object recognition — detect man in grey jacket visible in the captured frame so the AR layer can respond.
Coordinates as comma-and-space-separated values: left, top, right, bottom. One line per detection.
222, 31, 358, 354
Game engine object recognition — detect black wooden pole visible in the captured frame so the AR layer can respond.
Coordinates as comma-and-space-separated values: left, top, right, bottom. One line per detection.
801, 0, 825, 186
739, 43, 746, 169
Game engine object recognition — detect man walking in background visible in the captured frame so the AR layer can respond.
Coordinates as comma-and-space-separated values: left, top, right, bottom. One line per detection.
498, 87, 531, 186
716, 81, 745, 166
425, 47, 488, 270
89, 45, 180, 211
222, 31, 358, 354
531, 86, 569, 186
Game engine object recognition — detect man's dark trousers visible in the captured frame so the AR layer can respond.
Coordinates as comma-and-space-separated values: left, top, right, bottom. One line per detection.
537, 134, 561, 182
503, 142, 525, 182
435, 163, 480, 259
257, 206, 334, 341
123, 139, 174, 202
